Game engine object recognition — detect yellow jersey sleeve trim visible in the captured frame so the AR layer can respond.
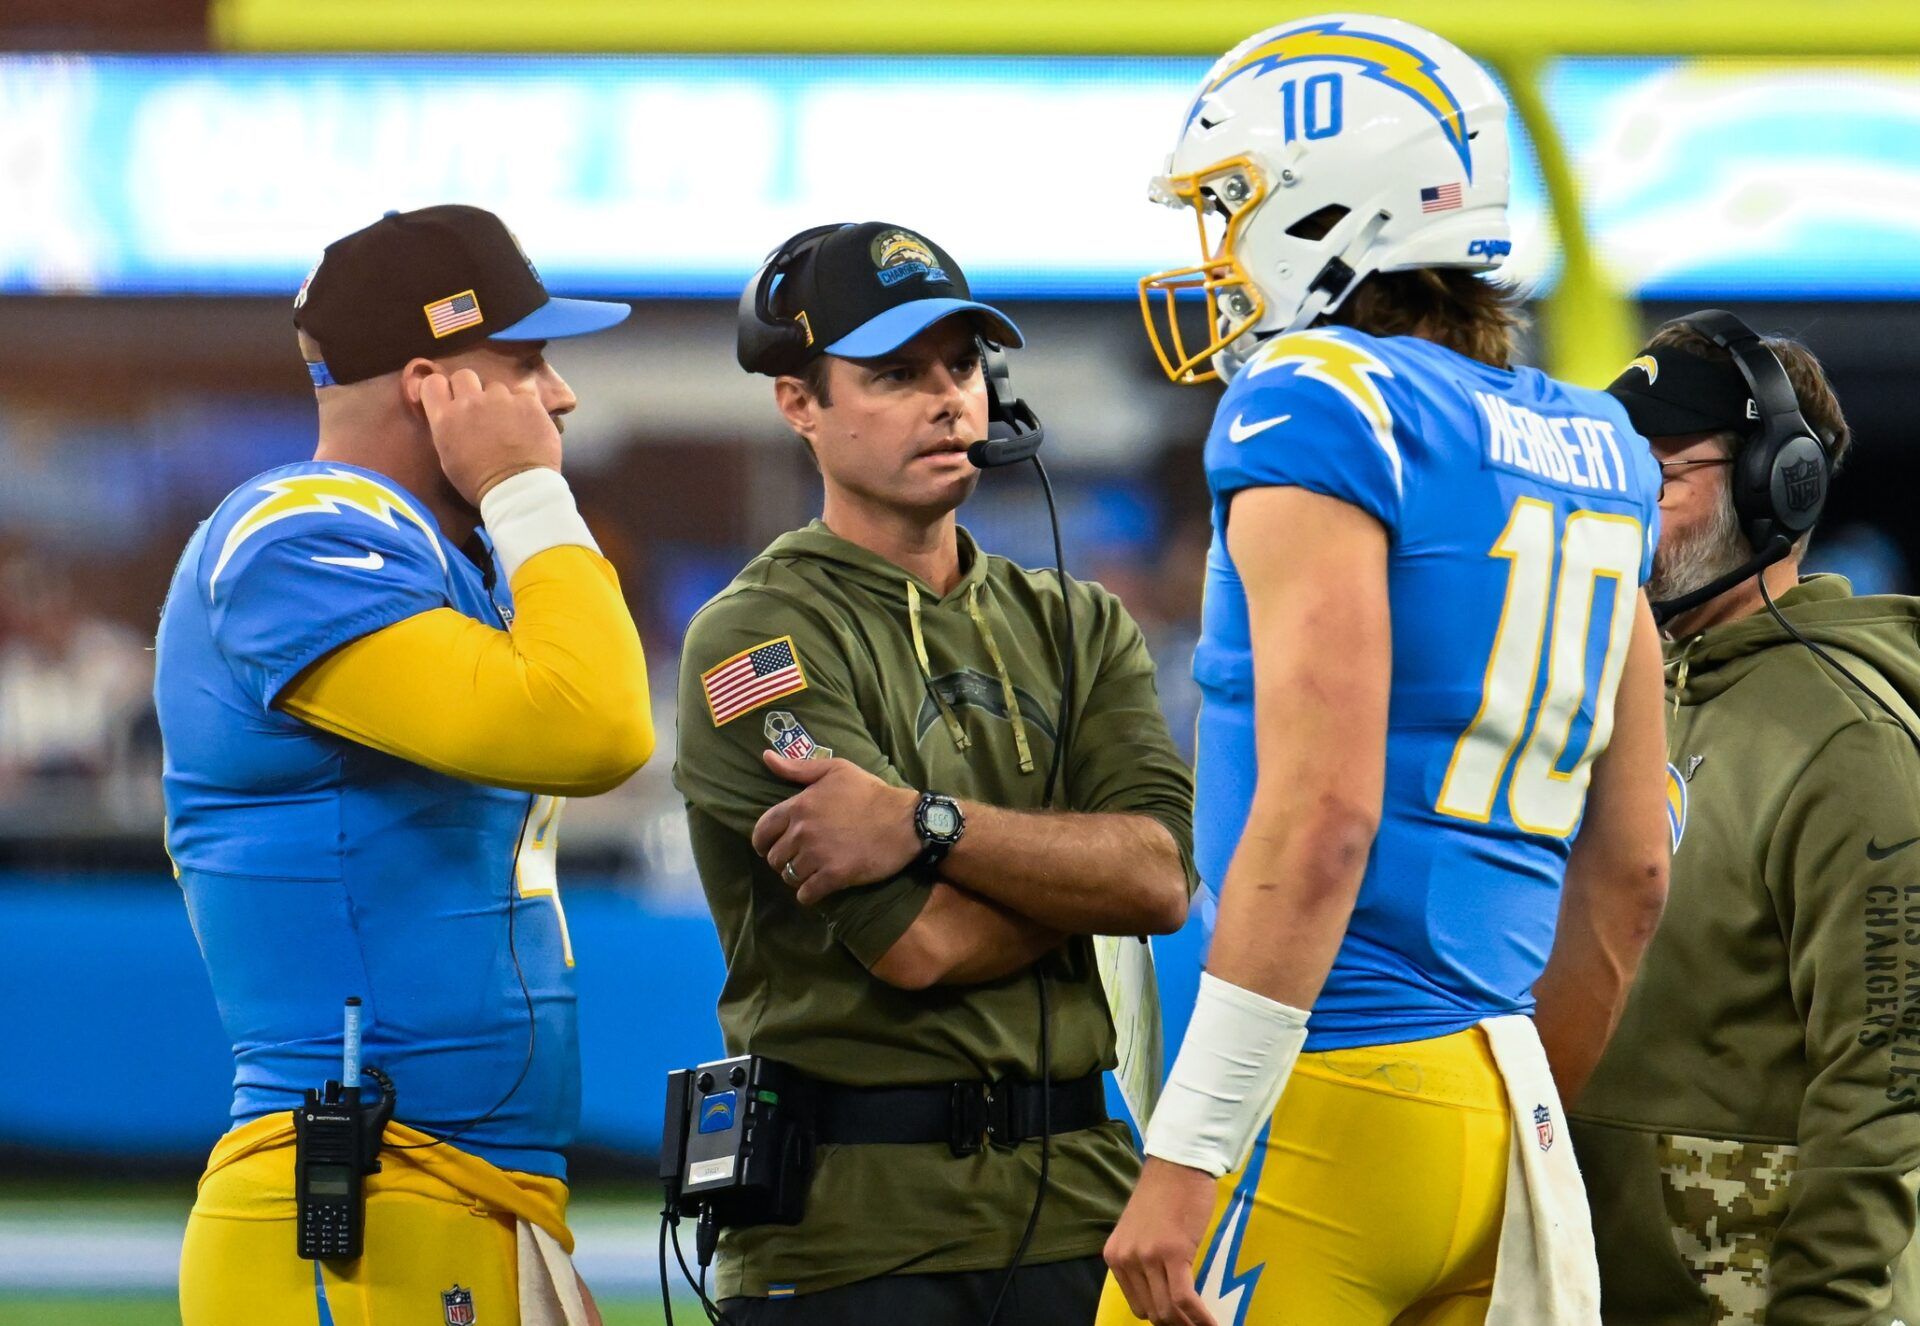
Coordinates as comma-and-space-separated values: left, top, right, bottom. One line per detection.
280, 544, 653, 796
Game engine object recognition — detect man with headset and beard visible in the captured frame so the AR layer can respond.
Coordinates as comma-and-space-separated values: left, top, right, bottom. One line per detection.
671, 220, 1196, 1324
1571, 313, 1920, 1326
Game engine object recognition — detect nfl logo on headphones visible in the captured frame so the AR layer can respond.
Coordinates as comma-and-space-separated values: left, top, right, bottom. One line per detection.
1782, 457, 1824, 515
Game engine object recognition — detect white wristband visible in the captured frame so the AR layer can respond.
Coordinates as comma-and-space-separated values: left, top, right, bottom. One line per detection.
478, 467, 600, 583
1143, 972, 1310, 1178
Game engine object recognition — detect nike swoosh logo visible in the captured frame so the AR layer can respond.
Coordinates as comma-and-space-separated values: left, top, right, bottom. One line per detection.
311, 551, 385, 571
1868, 835, 1920, 861
1227, 412, 1291, 444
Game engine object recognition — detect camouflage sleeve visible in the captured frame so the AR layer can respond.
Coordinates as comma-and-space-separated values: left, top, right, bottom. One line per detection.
1066, 587, 1198, 896
674, 585, 929, 968
1766, 717, 1920, 1325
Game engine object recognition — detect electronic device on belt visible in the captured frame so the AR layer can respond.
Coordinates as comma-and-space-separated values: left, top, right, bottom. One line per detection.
294, 997, 394, 1261
661, 1055, 816, 1247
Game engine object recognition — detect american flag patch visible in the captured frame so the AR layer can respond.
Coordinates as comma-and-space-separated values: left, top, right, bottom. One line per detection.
1420, 183, 1463, 214
423, 289, 483, 338
702, 636, 807, 726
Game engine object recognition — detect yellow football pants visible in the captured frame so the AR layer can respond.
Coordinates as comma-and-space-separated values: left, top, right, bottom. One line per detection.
1099, 1026, 1511, 1326
179, 1113, 574, 1326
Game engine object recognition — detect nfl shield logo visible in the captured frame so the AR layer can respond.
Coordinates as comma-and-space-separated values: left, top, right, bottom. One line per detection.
442, 1285, 476, 1326
1782, 457, 1824, 514
1533, 1104, 1555, 1152
765, 710, 820, 760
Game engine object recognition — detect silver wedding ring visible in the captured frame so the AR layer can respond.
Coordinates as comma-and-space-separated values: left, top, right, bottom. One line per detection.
783, 861, 799, 883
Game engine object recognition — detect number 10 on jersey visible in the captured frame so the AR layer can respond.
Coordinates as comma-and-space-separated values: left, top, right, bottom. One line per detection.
1436, 498, 1643, 838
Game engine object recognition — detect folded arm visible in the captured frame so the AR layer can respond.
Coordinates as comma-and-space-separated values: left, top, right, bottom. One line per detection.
869, 882, 1065, 990
932, 805, 1186, 936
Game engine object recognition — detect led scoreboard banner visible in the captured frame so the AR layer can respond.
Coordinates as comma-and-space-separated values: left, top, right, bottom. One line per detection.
1, 54, 1916, 300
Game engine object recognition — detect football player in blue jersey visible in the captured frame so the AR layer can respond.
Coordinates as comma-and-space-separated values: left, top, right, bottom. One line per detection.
1101, 17, 1673, 1326
158, 205, 653, 1325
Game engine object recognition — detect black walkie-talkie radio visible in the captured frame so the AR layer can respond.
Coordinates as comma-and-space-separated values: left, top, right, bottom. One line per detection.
294, 997, 393, 1260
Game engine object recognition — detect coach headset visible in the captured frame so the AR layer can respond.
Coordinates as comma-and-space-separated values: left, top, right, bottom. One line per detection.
664, 226, 1071, 1326
1646, 311, 1920, 753
1646, 309, 1832, 624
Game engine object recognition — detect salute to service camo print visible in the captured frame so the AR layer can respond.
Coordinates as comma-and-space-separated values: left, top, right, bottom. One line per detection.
1657, 1133, 1798, 1326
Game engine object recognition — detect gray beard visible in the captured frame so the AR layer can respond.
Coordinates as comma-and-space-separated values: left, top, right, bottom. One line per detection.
1648, 487, 1751, 604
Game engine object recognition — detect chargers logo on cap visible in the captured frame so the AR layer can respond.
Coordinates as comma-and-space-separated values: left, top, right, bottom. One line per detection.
871, 230, 949, 288
1626, 354, 1659, 383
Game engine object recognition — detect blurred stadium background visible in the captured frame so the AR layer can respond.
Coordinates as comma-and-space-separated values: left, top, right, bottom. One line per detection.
3, 1, 1918, 1321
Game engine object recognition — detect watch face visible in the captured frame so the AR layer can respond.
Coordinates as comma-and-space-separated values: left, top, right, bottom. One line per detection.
924, 803, 960, 838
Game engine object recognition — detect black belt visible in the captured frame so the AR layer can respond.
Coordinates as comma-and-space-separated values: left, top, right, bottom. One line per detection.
814, 1073, 1109, 1157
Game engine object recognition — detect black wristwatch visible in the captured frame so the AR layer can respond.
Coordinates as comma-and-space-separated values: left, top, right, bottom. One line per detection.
910, 791, 966, 876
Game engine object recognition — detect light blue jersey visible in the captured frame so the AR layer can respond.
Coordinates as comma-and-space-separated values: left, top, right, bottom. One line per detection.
155, 461, 577, 1178
1195, 329, 1661, 1051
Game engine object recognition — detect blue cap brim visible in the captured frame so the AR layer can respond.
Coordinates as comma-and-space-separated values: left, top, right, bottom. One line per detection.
824, 299, 1023, 360
491, 295, 631, 341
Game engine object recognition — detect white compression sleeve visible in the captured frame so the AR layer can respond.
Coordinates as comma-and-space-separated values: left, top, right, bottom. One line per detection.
1143, 972, 1310, 1178
479, 467, 601, 583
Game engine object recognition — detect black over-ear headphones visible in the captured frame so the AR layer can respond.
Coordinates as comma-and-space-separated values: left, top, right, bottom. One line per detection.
1679, 309, 1832, 554
1648, 315, 1919, 757
735, 223, 850, 376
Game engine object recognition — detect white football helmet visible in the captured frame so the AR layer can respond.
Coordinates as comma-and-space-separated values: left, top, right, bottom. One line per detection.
1141, 14, 1513, 384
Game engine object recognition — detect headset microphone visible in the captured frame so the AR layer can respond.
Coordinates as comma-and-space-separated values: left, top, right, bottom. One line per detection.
1650, 534, 1793, 628
1637, 312, 1918, 752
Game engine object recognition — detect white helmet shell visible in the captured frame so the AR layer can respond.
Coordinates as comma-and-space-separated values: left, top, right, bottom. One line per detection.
1141, 14, 1512, 383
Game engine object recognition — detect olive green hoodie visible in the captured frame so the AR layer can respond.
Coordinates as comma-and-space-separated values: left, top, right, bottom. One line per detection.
1572, 576, 1920, 1326
674, 521, 1196, 1300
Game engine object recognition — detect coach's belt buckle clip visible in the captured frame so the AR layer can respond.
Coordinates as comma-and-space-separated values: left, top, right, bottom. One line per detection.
949, 1082, 1012, 1157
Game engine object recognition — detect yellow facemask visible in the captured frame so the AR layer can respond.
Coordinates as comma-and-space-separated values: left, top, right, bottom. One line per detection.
1138, 157, 1269, 386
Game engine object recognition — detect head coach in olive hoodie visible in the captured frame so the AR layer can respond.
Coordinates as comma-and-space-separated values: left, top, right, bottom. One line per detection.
672, 222, 1196, 1325
1571, 315, 1920, 1326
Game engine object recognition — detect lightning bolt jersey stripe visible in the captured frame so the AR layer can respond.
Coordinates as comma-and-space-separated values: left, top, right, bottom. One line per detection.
209, 466, 447, 593
1194, 328, 1662, 1052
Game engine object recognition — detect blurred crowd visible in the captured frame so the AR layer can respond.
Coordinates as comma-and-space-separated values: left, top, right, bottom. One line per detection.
0, 546, 160, 827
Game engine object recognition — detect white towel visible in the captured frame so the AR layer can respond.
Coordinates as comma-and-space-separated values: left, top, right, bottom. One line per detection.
517, 1219, 592, 1326
1481, 1015, 1602, 1326
1095, 932, 1164, 1128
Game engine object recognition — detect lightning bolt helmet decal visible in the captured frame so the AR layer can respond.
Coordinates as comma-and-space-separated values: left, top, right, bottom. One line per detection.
1186, 19, 1474, 180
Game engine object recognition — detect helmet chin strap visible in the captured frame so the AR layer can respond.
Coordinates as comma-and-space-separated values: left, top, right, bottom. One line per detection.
1283, 208, 1393, 334
1211, 206, 1390, 382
